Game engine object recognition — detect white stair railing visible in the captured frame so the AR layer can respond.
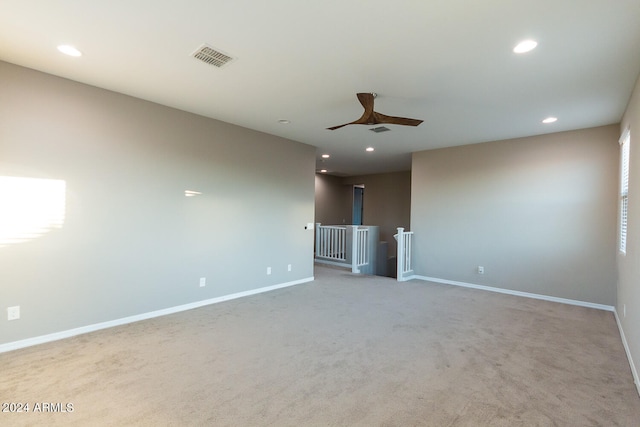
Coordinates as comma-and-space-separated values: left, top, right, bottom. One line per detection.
315, 224, 375, 274
395, 227, 414, 281
315, 224, 346, 261
352, 226, 370, 273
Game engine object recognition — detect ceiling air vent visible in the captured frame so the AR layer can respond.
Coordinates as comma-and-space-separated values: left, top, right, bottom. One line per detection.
370, 126, 390, 133
191, 44, 235, 68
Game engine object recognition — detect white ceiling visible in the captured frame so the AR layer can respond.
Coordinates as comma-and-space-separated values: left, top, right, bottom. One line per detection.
1, 0, 640, 176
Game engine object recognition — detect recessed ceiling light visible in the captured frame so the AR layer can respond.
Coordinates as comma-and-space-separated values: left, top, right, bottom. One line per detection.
278, 119, 290, 124
542, 117, 558, 124
366, 147, 374, 152
513, 40, 538, 54
184, 190, 202, 197
57, 45, 82, 57
321, 154, 330, 158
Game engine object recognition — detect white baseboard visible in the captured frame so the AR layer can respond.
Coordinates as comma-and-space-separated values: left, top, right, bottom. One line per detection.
0, 276, 314, 354
614, 309, 640, 397
314, 258, 350, 269
397, 272, 415, 282
410, 275, 615, 312
409, 275, 638, 396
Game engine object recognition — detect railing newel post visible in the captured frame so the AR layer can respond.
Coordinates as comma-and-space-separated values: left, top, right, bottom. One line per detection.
315, 223, 321, 257
397, 227, 405, 281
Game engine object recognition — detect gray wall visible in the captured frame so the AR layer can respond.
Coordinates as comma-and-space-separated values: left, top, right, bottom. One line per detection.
619, 72, 640, 387
411, 125, 619, 306
343, 171, 411, 255
0, 61, 316, 345
314, 173, 351, 226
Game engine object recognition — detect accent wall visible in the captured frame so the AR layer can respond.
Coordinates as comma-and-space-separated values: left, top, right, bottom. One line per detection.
0, 61, 316, 347
411, 125, 619, 306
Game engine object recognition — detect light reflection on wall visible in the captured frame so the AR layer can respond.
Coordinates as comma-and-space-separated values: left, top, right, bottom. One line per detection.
0, 176, 66, 248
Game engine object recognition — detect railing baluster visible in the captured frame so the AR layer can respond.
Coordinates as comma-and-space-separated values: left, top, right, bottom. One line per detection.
405, 233, 409, 273
315, 225, 347, 263
410, 232, 413, 272
322, 228, 327, 258
331, 228, 335, 257
358, 229, 362, 265
362, 229, 368, 266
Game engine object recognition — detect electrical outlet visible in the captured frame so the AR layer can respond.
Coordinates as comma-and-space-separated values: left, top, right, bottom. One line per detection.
477, 266, 484, 274
199, 277, 206, 287
288, 264, 292, 272
267, 267, 272, 275
7, 306, 20, 321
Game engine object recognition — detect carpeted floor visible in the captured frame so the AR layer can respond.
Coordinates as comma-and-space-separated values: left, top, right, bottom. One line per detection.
1, 265, 639, 426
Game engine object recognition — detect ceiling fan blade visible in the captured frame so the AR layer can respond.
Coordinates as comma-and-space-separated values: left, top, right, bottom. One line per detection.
327, 93, 377, 129
327, 93, 423, 130
355, 92, 377, 125
356, 93, 375, 114
326, 123, 351, 130
374, 112, 423, 127
327, 116, 370, 130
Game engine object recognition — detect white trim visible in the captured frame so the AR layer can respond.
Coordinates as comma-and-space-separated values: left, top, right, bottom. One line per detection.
619, 128, 630, 254
614, 309, 640, 397
314, 258, 350, 269
410, 275, 615, 311
406, 275, 636, 394
619, 126, 631, 145
0, 276, 314, 354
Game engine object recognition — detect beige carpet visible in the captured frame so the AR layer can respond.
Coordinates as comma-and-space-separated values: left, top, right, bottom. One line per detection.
1, 265, 639, 426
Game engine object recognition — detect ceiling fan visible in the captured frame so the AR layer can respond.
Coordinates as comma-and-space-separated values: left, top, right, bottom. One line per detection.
327, 93, 423, 130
